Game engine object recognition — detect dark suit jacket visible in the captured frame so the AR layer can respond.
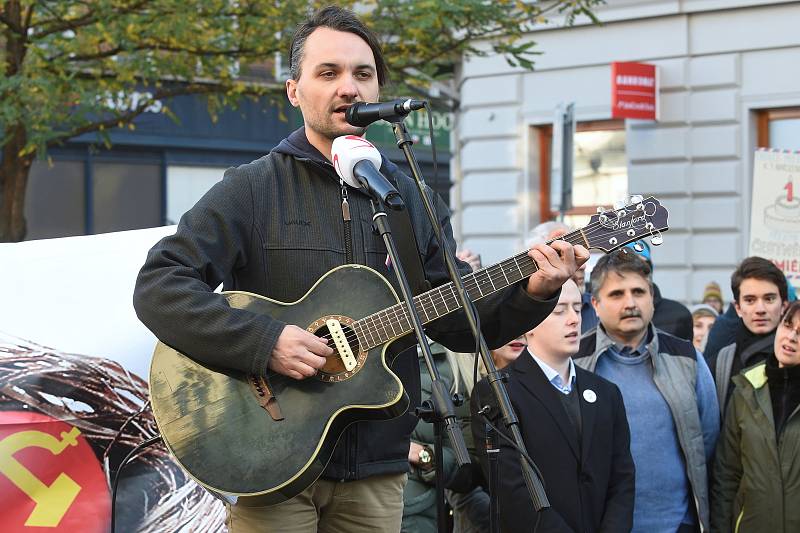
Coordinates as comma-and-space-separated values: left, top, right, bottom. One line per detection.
471, 352, 635, 533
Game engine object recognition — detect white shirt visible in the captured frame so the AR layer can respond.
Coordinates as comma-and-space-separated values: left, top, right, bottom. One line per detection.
529, 350, 576, 395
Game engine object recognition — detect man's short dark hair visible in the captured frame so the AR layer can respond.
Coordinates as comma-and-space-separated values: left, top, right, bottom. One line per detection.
288, 5, 389, 86
730, 256, 788, 303
590, 249, 653, 299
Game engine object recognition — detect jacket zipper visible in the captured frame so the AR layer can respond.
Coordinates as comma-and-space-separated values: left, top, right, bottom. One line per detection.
340, 180, 353, 264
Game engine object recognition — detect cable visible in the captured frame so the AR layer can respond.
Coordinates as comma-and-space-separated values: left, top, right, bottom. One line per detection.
111, 435, 163, 533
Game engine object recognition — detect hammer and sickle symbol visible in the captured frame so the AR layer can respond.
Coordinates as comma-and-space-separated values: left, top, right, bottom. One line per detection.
0, 426, 83, 527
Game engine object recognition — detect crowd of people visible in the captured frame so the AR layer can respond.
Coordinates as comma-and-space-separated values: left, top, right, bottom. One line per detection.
402, 223, 800, 533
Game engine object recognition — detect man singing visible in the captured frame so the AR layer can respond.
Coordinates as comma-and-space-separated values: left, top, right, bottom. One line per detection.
471, 279, 635, 532
133, 6, 587, 532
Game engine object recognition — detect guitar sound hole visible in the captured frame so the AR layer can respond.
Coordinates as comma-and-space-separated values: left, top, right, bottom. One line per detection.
314, 324, 363, 379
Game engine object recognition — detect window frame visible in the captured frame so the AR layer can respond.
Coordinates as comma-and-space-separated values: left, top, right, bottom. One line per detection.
757, 107, 800, 147
535, 119, 626, 221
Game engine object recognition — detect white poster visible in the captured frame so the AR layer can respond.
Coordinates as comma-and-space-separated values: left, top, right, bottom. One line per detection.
0, 227, 227, 532
749, 149, 800, 292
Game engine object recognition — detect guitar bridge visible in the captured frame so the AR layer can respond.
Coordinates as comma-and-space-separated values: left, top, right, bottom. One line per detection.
326, 319, 357, 371
249, 375, 284, 421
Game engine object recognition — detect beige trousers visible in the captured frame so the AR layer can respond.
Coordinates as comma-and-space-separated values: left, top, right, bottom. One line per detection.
225, 473, 407, 533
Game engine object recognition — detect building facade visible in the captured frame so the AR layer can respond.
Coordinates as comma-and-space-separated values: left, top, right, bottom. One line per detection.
454, 0, 800, 304
24, 94, 451, 241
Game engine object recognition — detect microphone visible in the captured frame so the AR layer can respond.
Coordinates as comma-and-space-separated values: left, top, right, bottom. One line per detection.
345, 99, 426, 127
331, 135, 404, 210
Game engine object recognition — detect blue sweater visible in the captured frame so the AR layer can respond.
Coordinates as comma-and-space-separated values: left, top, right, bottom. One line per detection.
596, 345, 718, 533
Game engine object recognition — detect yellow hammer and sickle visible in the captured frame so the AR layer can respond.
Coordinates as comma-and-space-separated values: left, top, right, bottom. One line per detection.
0, 426, 83, 527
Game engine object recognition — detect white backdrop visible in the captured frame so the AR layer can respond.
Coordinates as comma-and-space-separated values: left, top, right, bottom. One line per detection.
0, 225, 177, 380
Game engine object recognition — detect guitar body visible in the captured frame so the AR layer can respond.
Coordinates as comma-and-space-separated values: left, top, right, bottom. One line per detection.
149, 265, 410, 506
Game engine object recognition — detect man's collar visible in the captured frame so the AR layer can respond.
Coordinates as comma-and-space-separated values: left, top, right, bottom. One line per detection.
596, 323, 656, 357
529, 350, 576, 392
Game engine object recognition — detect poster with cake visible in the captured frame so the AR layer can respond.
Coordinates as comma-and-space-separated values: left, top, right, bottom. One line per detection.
749, 149, 800, 293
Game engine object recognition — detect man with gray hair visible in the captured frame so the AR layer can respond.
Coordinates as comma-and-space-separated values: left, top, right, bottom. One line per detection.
574, 249, 719, 533
528, 220, 597, 332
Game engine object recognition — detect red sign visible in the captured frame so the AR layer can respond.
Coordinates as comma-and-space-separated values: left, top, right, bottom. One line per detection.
611, 62, 658, 120
0, 411, 110, 532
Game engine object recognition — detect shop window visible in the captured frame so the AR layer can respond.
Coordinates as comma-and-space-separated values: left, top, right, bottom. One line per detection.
166, 166, 227, 225
92, 162, 161, 234
25, 160, 86, 240
758, 108, 800, 150
534, 120, 627, 228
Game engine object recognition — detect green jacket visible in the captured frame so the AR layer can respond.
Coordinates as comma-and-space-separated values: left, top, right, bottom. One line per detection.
402, 343, 469, 533
711, 362, 800, 533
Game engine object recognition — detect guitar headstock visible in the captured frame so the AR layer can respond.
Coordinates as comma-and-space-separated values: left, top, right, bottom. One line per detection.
583, 195, 669, 252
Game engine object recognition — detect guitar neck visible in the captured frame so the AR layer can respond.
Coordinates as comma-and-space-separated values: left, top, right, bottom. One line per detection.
353, 229, 590, 350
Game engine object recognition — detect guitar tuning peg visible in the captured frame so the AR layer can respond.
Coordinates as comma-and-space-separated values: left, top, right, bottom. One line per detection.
596, 206, 606, 214
650, 233, 663, 246
633, 242, 645, 252
613, 199, 625, 210
629, 194, 643, 205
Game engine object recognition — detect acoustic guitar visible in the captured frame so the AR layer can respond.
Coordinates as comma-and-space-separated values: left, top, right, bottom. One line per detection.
149, 195, 669, 506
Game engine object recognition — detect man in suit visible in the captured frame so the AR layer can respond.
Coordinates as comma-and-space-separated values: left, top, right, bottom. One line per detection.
471, 279, 635, 533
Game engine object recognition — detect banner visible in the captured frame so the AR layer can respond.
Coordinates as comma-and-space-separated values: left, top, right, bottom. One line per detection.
749, 149, 800, 292
0, 228, 227, 532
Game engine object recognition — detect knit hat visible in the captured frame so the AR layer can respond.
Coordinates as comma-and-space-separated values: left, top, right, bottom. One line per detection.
624, 239, 652, 267
702, 281, 723, 303
690, 304, 719, 319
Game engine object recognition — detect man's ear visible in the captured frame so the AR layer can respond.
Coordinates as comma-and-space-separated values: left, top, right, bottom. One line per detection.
734, 300, 743, 318
591, 296, 600, 311
286, 79, 300, 107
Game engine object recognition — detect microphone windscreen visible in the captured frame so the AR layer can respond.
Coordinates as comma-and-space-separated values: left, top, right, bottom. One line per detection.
331, 135, 382, 188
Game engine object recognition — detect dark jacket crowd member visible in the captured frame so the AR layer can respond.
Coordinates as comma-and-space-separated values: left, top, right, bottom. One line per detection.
576, 249, 719, 533
711, 301, 800, 533
132, 6, 587, 533
472, 279, 635, 533
707, 257, 789, 416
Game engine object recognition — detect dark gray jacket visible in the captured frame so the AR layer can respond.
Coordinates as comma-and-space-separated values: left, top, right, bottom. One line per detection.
133, 128, 558, 481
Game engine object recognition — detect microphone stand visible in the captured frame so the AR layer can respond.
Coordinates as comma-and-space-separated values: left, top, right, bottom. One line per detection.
389, 119, 550, 516
368, 197, 471, 533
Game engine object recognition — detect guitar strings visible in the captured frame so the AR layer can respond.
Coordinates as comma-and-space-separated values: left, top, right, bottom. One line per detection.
266, 209, 660, 385
325, 210, 658, 348
315, 208, 659, 353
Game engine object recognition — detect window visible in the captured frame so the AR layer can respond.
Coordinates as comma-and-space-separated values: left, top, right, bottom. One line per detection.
166, 166, 226, 225
533, 120, 627, 228
758, 107, 800, 149
92, 162, 161, 234
25, 160, 86, 240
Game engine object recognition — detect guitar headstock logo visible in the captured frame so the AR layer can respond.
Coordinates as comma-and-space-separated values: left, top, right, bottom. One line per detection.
0, 411, 110, 532
584, 196, 669, 252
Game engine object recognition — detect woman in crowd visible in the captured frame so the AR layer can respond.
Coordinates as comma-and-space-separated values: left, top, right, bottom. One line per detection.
711, 301, 800, 533
691, 303, 718, 352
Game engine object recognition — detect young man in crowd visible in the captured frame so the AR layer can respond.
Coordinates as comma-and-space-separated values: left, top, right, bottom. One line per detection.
471, 279, 635, 533
576, 249, 719, 533
706, 256, 789, 415
133, 6, 587, 532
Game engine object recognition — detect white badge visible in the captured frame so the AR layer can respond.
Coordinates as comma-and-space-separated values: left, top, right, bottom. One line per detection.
583, 389, 597, 403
